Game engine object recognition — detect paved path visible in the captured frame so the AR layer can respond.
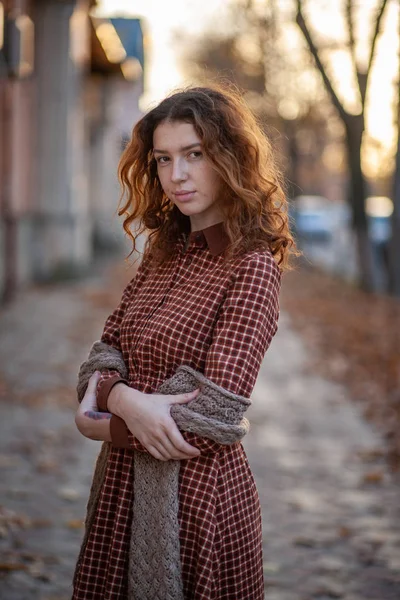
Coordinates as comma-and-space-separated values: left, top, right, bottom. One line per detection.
0, 260, 399, 600
246, 312, 400, 599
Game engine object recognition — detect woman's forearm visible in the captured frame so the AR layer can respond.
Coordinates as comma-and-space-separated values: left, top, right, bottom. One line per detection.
75, 408, 112, 442
76, 371, 200, 459
75, 371, 112, 442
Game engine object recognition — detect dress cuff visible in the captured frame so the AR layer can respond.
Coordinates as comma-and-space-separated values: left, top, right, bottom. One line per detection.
97, 374, 129, 411
110, 415, 130, 448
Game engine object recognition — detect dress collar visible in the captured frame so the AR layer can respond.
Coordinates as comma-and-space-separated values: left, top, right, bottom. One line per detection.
187, 222, 230, 256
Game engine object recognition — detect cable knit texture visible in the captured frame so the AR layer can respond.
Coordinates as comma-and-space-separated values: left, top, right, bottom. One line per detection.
75, 342, 251, 600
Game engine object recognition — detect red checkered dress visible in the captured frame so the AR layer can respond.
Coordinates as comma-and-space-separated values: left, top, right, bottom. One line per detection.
72, 221, 282, 600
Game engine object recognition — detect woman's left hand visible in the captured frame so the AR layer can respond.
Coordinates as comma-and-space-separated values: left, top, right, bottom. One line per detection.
75, 371, 112, 442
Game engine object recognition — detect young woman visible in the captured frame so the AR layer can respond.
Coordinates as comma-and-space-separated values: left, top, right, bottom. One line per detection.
73, 85, 296, 600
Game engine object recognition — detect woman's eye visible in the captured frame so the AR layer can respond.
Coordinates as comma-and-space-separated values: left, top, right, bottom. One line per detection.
189, 151, 202, 159
156, 156, 169, 164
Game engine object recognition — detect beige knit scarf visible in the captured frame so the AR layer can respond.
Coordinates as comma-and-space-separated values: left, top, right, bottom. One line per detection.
74, 342, 251, 599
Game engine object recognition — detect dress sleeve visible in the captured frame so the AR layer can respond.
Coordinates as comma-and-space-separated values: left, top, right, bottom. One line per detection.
204, 251, 281, 396
108, 251, 282, 453
181, 251, 282, 453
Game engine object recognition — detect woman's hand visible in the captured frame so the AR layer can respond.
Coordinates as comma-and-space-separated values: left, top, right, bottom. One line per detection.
75, 371, 112, 442
109, 384, 201, 461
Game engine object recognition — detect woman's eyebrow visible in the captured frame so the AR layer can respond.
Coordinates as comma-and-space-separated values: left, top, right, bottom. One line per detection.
153, 143, 201, 154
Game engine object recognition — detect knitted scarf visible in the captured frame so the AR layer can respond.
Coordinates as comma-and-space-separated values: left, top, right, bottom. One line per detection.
74, 342, 251, 599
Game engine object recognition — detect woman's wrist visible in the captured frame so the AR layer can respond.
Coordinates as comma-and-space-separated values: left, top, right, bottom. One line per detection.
107, 382, 127, 416
108, 382, 143, 418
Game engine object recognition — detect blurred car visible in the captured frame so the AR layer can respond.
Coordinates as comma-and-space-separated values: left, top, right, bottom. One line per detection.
290, 194, 393, 244
290, 195, 348, 240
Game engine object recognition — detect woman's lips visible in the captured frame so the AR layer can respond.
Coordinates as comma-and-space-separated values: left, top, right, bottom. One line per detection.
174, 191, 196, 202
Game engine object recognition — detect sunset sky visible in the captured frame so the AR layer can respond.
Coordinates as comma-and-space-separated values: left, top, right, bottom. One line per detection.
96, 0, 399, 164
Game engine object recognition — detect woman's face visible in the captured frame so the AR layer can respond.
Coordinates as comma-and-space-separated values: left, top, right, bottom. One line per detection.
153, 120, 224, 231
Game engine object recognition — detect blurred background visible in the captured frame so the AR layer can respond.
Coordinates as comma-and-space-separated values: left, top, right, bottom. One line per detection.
1, 0, 399, 298
1, 1, 400, 598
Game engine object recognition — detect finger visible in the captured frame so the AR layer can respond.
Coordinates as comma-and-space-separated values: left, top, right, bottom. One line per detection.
80, 392, 98, 412
86, 371, 101, 394
168, 388, 200, 405
156, 437, 180, 460
166, 426, 200, 457
146, 444, 168, 462
81, 372, 101, 410
156, 436, 194, 461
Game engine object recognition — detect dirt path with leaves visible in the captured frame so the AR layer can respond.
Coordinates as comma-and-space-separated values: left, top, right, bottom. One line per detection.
0, 259, 399, 600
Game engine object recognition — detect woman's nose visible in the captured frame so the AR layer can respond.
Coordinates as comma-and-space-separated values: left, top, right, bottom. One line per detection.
171, 158, 187, 182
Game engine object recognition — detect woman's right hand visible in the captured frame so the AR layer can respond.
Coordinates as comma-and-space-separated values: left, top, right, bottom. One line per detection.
108, 383, 201, 461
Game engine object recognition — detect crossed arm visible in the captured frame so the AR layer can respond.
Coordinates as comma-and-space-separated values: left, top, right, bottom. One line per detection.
75, 252, 282, 461
75, 371, 201, 460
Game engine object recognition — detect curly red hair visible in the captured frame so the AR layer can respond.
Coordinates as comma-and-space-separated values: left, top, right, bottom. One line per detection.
118, 84, 298, 269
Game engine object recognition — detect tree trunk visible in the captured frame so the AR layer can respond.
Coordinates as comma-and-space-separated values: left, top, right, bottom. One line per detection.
0, 77, 17, 304
388, 10, 400, 297
388, 129, 400, 296
345, 116, 377, 292
284, 120, 301, 198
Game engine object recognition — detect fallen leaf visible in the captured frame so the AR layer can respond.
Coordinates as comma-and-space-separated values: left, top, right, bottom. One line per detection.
30, 518, 53, 528
36, 458, 59, 473
337, 525, 352, 538
362, 470, 384, 484
0, 562, 27, 571
66, 519, 84, 530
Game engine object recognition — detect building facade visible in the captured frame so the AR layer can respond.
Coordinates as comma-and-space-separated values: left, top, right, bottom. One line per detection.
0, 1, 145, 302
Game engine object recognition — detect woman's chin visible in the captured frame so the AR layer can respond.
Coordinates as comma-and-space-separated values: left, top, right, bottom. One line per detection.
174, 204, 197, 217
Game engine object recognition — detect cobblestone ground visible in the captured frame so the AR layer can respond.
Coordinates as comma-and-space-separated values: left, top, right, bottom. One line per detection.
0, 259, 399, 600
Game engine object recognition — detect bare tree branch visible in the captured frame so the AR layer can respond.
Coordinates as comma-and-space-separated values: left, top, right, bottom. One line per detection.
363, 0, 389, 105
345, 0, 357, 68
296, 0, 350, 123
388, 10, 400, 295
345, 0, 366, 101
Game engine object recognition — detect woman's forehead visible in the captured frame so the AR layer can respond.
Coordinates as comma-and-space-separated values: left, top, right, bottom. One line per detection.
153, 121, 201, 151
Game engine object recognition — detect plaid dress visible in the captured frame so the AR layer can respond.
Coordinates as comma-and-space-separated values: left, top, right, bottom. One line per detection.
72, 221, 282, 600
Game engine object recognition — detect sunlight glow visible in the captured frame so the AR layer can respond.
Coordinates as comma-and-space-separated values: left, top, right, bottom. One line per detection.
366, 196, 394, 218
95, 0, 398, 156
